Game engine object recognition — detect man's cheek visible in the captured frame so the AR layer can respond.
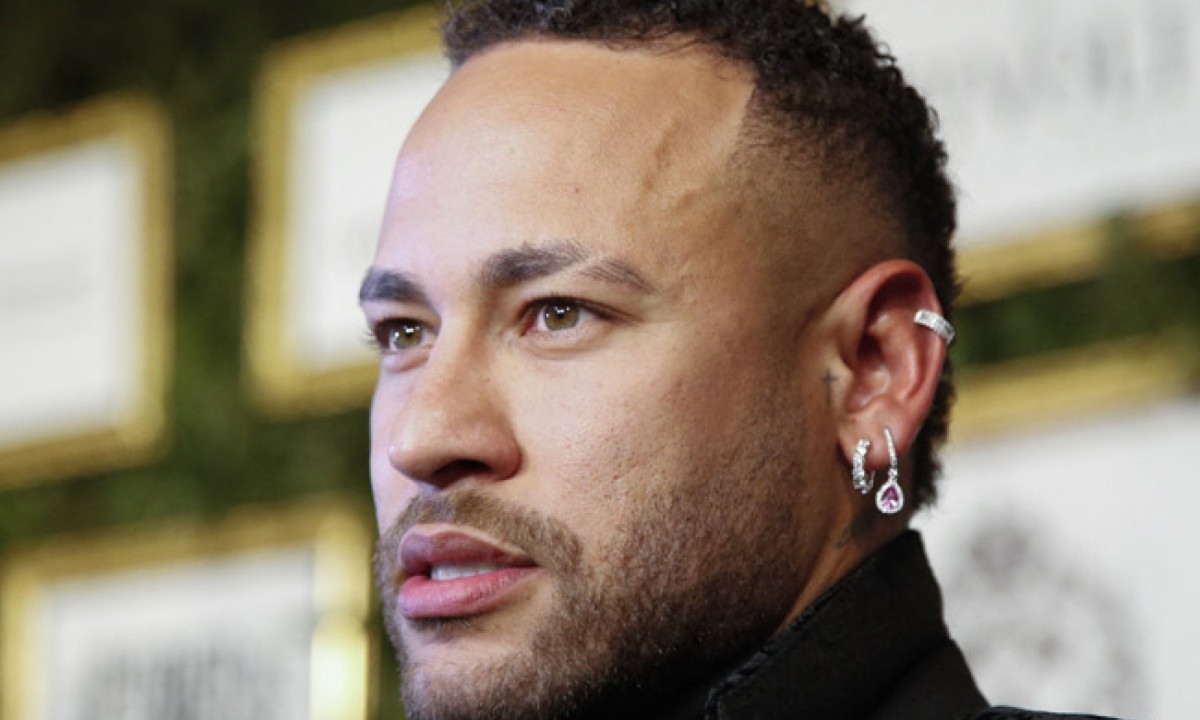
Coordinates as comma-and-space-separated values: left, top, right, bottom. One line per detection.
370, 453, 413, 531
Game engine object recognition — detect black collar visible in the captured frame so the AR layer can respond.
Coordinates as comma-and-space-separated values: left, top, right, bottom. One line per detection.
656, 531, 987, 720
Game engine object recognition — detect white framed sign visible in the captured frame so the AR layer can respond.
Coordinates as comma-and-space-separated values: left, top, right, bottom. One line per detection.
0, 94, 172, 487
840, 0, 1200, 300
0, 500, 373, 720
924, 395, 1200, 719
930, 330, 1197, 719
247, 6, 449, 416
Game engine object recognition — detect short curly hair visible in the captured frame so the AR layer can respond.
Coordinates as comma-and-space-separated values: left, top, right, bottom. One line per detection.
441, 0, 958, 509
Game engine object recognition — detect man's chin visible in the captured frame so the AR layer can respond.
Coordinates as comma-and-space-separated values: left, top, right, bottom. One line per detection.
393, 600, 619, 720
398, 639, 546, 720
399, 615, 520, 663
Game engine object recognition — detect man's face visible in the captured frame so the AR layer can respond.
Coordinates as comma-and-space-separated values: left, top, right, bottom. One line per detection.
364, 41, 839, 720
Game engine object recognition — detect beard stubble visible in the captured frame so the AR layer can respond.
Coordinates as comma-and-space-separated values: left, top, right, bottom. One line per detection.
375, 410, 808, 720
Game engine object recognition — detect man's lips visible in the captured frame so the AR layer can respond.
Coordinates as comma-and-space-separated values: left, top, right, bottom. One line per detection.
396, 528, 540, 620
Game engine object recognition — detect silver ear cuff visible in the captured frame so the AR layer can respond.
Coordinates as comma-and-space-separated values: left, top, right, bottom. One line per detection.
914, 310, 955, 345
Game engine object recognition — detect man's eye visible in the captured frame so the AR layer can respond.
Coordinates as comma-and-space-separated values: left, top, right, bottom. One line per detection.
376, 320, 428, 351
538, 300, 584, 332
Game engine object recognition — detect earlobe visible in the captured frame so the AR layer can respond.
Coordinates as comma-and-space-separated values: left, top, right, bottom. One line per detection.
830, 260, 951, 474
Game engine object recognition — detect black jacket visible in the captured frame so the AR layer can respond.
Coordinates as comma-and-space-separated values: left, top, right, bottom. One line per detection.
660, 531, 1119, 720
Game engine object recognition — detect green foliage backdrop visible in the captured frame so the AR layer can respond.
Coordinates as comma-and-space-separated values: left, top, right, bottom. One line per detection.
0, 0, 416, 714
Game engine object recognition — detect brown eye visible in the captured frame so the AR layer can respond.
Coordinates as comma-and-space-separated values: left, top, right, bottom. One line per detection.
384, 321, 425, 350
540, 301, 581, 331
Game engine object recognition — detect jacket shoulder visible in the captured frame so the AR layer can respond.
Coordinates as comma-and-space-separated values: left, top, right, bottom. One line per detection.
964, 708, 1128, 720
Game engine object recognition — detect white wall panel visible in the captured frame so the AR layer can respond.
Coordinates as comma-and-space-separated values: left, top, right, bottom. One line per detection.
919, 399, 1200, 718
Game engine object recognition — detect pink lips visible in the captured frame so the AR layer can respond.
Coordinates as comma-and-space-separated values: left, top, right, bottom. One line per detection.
397, 528, 540, 619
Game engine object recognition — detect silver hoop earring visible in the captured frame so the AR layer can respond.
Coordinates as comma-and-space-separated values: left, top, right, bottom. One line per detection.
851, 438, 874, 494
876, 427, 904, 515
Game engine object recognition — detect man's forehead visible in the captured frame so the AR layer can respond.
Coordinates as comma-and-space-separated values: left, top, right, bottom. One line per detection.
401, 39, 755, 186
376, 38, 765, 284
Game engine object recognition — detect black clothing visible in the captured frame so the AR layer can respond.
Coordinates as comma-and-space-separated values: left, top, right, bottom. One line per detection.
667, 531, 1118, 720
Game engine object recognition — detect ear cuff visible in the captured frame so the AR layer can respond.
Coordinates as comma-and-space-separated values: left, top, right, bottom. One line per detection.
914, 309, 954, 345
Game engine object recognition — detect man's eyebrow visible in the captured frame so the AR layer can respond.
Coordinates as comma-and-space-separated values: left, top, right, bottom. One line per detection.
478, 240, 656, 293
359, 268, 431, 306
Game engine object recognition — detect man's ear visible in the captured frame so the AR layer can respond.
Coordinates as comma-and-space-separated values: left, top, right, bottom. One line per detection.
828, 260, 949, 475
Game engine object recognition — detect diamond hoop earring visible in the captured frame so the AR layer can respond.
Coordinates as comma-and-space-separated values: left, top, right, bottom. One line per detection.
851, 438, 874, 494
876, 427, 904, 515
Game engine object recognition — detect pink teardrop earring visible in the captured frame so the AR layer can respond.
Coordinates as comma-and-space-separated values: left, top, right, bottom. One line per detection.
875, 427, 904, 515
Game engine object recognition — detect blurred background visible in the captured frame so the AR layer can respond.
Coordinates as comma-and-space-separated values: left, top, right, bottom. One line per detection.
0, 0, 1197, 718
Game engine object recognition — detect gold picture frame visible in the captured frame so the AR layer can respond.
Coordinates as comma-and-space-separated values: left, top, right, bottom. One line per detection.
953, 333, 1197, 441
958, 199, 1200, 304
953, 199, 1200, 439
0, 499, 375, 720
0, 93, 173, 488
246, 5, 445, 418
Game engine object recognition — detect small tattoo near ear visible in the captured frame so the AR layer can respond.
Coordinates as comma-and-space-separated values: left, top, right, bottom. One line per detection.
821, 370, 838, 404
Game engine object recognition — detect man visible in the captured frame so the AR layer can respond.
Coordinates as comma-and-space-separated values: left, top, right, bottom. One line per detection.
359, 1, 1112, 718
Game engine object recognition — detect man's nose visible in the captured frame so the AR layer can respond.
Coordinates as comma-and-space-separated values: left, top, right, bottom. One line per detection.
382, 344, 521, 490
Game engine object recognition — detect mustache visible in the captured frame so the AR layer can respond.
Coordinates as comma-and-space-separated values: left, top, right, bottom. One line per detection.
375, 491, 584, 583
